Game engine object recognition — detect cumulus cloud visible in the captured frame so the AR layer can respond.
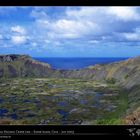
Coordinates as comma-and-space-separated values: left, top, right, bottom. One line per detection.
36, 19, 50, 28
11, 26, 26, 34
0, 34, 3, 39
35, 18, 99, 39
107, 7, 140, 21
31, 42, 37, 47
123, 33, 140, 41
34, 7, 101, 40
2, 6, 140, 57
66, 7, 97, 19
30, 9, 48, 19
33, 7, 140, 42
51, 19, 99, 39
123, 28, 140, 41
7, 7, 140, 46
89, 40, 99, 44
11, 35, 27, 44
66, 7, 140, 22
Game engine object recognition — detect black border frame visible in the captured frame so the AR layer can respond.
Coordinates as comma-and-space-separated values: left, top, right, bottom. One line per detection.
0, 0, 140, 138
0, 125, 140, 137
0, 0, 140, 6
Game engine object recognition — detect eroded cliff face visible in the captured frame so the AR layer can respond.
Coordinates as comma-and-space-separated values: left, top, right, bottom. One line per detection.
89, 56, 140, 89
1, 54, 140, 90
0, 54, 140, 85
0, 54, 52, 78
51, 56, 140, 89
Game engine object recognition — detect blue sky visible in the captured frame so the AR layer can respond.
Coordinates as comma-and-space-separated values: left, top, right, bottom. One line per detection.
1, 6, 140, 57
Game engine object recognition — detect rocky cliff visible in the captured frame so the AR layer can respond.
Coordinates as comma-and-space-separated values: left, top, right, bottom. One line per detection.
50, 56, 140, 89
0, 54, 52, 78
1, 54, 140, 90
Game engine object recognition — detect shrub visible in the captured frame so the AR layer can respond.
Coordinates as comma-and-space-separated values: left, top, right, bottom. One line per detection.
106, 78, 116, 84
124, 74, 129, 79
96, 118, 123, 125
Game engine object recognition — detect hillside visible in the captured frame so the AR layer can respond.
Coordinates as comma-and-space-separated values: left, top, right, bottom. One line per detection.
0, 54, 52, 78
1, 54, 140, 90
0, 54, 140, 124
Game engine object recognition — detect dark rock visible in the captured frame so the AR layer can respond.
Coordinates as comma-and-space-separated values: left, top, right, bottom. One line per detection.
0, 54, 31, 62
8, 65, 18, 77
0, 68, 3, 77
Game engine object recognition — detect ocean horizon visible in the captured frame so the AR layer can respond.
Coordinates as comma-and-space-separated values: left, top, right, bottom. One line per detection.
34, 57, 130, 70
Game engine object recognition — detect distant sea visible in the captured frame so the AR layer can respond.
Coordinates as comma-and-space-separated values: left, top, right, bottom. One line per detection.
34, 57, 129, 70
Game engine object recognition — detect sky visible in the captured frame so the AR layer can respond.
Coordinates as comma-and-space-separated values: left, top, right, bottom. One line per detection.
1, 6, 140, 57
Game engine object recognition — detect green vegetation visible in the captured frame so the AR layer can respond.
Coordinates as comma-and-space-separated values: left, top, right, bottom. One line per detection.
95, 118, 123, 125
106, 78, 116, 85
0, 78, 128, 125
124, 74, 129, 79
